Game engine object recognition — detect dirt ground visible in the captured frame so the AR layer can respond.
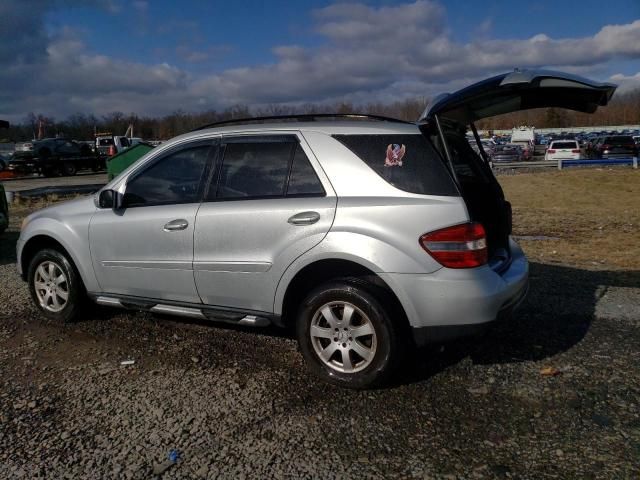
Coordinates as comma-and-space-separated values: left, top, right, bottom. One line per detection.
0, 168, 638, 479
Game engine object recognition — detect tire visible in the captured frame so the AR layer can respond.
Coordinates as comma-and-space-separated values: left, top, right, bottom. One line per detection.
296, 279, 402, 389
27, 248, 85, 323
62, 162, 77, 176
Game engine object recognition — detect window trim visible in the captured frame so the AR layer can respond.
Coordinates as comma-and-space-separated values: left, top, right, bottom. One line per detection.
122, 138, 218, 208
204, 134, 326, 203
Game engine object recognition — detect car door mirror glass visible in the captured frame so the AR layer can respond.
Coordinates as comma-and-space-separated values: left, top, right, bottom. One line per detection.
98, 189, 118, 209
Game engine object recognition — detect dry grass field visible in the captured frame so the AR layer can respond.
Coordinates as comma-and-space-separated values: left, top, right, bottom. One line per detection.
500, 168, 640, 270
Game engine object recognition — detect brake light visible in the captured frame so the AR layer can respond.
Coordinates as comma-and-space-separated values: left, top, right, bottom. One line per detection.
571, 149, 580, 153
547, 149, 555, 153
420, 222, 488, 269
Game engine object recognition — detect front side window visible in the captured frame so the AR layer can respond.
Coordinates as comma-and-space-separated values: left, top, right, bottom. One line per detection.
123, 143, 211, 207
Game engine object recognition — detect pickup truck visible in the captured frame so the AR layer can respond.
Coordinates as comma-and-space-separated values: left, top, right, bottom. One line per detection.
11, 137, 105, 176
95, 135, 143, 155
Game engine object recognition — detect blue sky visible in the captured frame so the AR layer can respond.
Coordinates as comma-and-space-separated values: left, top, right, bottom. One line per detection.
46, 0, 640, 71
2, 0, 640, 121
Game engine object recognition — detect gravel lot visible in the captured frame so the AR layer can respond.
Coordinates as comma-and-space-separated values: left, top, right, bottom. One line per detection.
1, 170, 639, 479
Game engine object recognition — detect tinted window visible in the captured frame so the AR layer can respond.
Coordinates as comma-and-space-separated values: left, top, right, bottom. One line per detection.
214, 138, 294, 199
286, 145, 325, 196
551, 141, 578, 149
124, 144, 210, 207
333, 134, 457, 196
98, 138, 114, 146
605, 136, 634, 144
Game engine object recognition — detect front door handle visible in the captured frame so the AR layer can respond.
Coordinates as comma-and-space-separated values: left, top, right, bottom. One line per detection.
163, 219, 189, 232
288, 211, 320, 225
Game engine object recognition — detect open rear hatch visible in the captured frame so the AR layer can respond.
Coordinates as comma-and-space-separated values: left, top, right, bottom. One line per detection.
419, 70, 617, 271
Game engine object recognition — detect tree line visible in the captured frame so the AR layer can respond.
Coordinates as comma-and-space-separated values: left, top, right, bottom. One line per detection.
2, 86, 639, 142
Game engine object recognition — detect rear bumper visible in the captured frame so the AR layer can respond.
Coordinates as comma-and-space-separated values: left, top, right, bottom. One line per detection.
380, 238, 529, 347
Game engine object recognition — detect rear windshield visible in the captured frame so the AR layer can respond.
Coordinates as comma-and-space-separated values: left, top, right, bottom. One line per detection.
333, 134, 457, 196
551, 141, 578, 149
605, 136, 633, 144
98, 138, 114, 146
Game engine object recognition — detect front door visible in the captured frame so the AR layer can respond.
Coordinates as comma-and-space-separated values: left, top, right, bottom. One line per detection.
89, 140, 215, 303
193, 134, 336, 313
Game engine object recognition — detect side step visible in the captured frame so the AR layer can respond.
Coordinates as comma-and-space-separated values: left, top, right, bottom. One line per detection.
94, 296, 271, 327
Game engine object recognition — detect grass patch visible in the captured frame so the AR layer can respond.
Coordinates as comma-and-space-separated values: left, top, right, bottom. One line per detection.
499, 168, 639, 270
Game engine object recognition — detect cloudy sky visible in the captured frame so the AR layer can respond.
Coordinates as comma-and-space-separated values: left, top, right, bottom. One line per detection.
1, 0, 640, 122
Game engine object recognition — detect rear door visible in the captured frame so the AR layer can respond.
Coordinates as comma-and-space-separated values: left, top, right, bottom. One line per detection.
193, 133, 336, 313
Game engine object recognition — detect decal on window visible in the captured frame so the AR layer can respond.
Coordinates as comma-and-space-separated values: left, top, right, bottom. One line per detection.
384, 144, 406, 167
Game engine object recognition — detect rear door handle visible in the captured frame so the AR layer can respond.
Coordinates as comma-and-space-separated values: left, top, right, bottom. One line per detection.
163, 219, 189, 232
288, 211, 320, 225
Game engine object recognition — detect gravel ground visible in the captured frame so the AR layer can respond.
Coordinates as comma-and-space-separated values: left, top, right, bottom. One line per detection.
1, 199, 639, 478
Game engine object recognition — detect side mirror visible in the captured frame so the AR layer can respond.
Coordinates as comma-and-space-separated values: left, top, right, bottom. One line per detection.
98, 189, 119, 209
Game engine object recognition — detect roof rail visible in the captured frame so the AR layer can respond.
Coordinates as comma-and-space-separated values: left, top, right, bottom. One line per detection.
192, 113, 413, 131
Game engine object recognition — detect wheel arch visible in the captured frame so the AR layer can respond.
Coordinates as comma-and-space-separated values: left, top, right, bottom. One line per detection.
19, 232, 95, 294
277, 258, 411, 338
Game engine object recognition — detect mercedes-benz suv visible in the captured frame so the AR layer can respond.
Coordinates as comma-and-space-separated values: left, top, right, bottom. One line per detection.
17, 70, 616, 388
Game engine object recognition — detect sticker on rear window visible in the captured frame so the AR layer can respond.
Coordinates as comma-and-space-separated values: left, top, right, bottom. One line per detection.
385, 144, 406, 167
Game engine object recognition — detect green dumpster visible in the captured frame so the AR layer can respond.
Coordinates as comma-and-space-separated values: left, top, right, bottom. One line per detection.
106, 143, 154, 181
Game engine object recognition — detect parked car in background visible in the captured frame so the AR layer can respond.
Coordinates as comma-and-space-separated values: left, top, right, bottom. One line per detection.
589, 135, 638, 159
633, 135, 640, 146
11, 137, 102, 176
17, 69, 616, 388
491, 144, 524, 163
14, 137, 92, 160
95, 135, 143, 156
544, 139, 581, 161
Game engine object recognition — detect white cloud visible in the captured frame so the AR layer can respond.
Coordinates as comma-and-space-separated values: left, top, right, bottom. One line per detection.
1, 0, 640, 122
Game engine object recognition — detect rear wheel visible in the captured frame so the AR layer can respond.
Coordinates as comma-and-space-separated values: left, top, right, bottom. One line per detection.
296, 280, 402, 389
28, 249, 85, 322
62, 162, 77, 176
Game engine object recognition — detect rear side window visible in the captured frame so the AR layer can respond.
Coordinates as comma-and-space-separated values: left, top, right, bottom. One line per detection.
215, 137, 293, 199
98, 138, 114, 146
333, 134, 457, 196
551, 141, 578, 149
605, 136, 633, 144
286, 144, 325, 196
209, 136, 325, 200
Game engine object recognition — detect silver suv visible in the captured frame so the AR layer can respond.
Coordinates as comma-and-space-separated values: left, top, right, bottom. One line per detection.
17, 70, 615, 388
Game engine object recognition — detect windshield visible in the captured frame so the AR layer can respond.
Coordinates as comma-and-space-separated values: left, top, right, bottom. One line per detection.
551, 141, 578, 149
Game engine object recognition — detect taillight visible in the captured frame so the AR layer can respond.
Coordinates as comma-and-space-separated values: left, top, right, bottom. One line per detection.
420, 222, 488, 269
600, 144, 610, 150
547, 149, 556, 153
571, 149, 580, 153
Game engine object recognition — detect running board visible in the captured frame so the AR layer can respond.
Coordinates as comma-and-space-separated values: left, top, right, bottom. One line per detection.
93, 296, 271, 327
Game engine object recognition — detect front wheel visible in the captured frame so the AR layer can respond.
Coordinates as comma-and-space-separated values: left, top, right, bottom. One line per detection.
296, 280, 402, 389
27, 249, 85, 322
61, 162, 77, 176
